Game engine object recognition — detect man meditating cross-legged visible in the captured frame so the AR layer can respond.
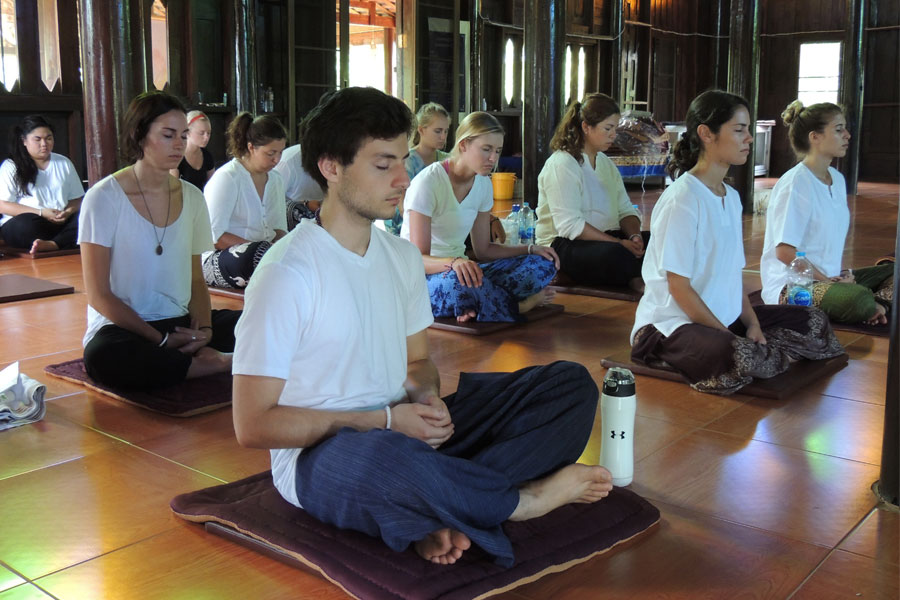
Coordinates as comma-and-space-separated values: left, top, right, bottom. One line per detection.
231, 87, 612, 566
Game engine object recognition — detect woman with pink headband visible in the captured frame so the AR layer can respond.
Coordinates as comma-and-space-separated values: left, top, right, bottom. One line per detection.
172, 110, 216, 190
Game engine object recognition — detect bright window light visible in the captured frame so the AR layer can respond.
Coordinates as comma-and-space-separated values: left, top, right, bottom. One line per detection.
564, 45, 572, 105
0, 0, 20, 91
577, 46, 586, 102
504, 37, 514, 105
798, 42, 841, 105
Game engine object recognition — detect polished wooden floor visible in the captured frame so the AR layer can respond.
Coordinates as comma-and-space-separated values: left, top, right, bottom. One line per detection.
0, 182, 897, 600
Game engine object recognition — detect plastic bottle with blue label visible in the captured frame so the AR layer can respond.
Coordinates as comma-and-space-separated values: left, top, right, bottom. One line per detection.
518, 203, 535, 245
786, 252, 814, 306
505, 204, 521, 246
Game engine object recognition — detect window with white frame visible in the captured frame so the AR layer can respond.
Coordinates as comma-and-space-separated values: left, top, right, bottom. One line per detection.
798, 42, 841, 105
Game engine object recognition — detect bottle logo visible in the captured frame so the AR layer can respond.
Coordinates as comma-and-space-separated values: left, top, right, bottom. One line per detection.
789, 287, 812, 306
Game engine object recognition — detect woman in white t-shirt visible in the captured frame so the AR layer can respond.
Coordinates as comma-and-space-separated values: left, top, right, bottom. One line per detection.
402, 111, 559, 322
536, 93, 646, 291
630, 90, 843, 395
202, 113, 288, 288
79, 91, 240, 390
761, 101, 892, 325
0, 115, 84, 253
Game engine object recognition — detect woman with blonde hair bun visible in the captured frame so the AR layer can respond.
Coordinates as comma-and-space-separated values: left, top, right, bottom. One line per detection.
171, 110, 216, 190
402, 111, 559, 323
760, 100, 892, 325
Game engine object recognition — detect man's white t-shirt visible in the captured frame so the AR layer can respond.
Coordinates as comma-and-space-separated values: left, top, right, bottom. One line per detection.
232, 219, 435, 507
631, 173, 745, 342
760, 163, 849, 304
535, 150, 639, 246
400, 161, 493, 258
272, 144, 324, 204
0, 153, 85, 225
78, 176, 214, 346
203, 158, 288, 249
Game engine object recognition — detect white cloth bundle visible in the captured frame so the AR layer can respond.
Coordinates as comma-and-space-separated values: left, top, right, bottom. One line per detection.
0, 362, 46, 431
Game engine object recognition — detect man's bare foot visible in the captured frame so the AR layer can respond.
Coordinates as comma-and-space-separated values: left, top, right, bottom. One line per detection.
510, 463, 613, 522
414, 528, 472, 565
518, 287, 556, 314
864, 304, 888, 326
456, 309, 477, 323
186, 348, 232, 378
30, 239, 58, 254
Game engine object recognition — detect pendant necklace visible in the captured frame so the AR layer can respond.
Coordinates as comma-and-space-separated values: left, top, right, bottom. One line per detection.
133, 168, 171, 255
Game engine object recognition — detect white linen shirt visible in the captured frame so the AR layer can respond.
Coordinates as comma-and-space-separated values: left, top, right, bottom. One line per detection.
272, 144, 324, 204
400, 161, 493, 258
535, 150, 639, 246
204, 158, 287, 245
631, 173, 745, 342
78, 176, 214, 346
233, 219, 434, 507
760, 163, 849, 304
0, 153, 85, 225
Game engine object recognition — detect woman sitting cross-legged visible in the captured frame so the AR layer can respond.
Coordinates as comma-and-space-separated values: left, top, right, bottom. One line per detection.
630, 90, 844, 395
0, 115, 84, 254
80, 91, 239, 390
760, 100, 892, 326
401, 111, 559, 323
202, 113, 288, 289
536, 93, 647, 292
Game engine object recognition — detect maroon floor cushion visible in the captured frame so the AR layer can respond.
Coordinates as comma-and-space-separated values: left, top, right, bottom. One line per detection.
0, 246, 81, 259
429, 303, 565, 335
44, 358, 231, 417
548, 271, 642, 303
0, 274, 74, 303
600, 350, 849, 400
171, 471, 660, 600
747, 289, 890, 338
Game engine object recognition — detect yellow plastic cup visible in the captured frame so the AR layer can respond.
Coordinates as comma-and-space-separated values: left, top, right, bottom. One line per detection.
491, 172, 516, 200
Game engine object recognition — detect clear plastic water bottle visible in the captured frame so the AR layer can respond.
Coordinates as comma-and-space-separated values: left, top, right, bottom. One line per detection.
598, 367, 636, 486
786, 251, 814, 306
519, 204, 535, 245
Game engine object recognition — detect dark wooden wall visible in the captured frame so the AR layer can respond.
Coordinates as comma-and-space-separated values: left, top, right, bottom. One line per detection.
860, 0, 899, 181
648, 0, 729, 123
758, 0, 847, 178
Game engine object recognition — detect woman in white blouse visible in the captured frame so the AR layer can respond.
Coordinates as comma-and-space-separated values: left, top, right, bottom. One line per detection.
203, 113, 288, 288
536, 93, 646, 291
0, 115, 84, 253
79, 91, 239, 390
760, 100, 892, 325
630, 90, 843, 395
402, 111, 559, 323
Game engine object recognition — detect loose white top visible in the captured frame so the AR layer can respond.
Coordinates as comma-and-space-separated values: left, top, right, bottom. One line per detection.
760, 163, 849, 304
535, 150, 639, 246
78, 176, 213, 346
400, 161, 493, 258
272, 144, 324, 204
0, 153, 85, 225
233, 219, 434, 507
204, 158, 287, 246
631, 173, 745, 342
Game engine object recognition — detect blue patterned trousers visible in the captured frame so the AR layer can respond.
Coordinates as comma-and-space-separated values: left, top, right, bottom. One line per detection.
426, 254, 557, 322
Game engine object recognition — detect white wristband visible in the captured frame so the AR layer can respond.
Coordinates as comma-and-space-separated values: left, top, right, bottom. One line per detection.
384, 405, 392, 430
527, 244, 533, 255
158, 332, 169, 347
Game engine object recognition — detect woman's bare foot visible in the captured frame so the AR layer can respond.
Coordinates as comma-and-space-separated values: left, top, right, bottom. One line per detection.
510, 463, 613, 522
414, 528, 472, 565
864, 303, 888, 326
518, 287, 556, 314
30, 239, 59, 254
456, 309, 477, 323
186, 347, 232, 379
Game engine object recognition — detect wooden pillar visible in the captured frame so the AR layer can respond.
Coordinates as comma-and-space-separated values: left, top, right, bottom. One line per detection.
339, 0, 349, 88
877, 203, 900, 507
609, 0, 623, 102
233, 0, 258, 113
450, 0, 460, 130
523, 0, 565, 208
726, 0, 760, 213
398, 0, 416, 108
839, 0, 866, 195
78, 0, 148, 184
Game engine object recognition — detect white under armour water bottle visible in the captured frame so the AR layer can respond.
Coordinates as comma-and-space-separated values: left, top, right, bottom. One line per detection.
598, 367, 636, 486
